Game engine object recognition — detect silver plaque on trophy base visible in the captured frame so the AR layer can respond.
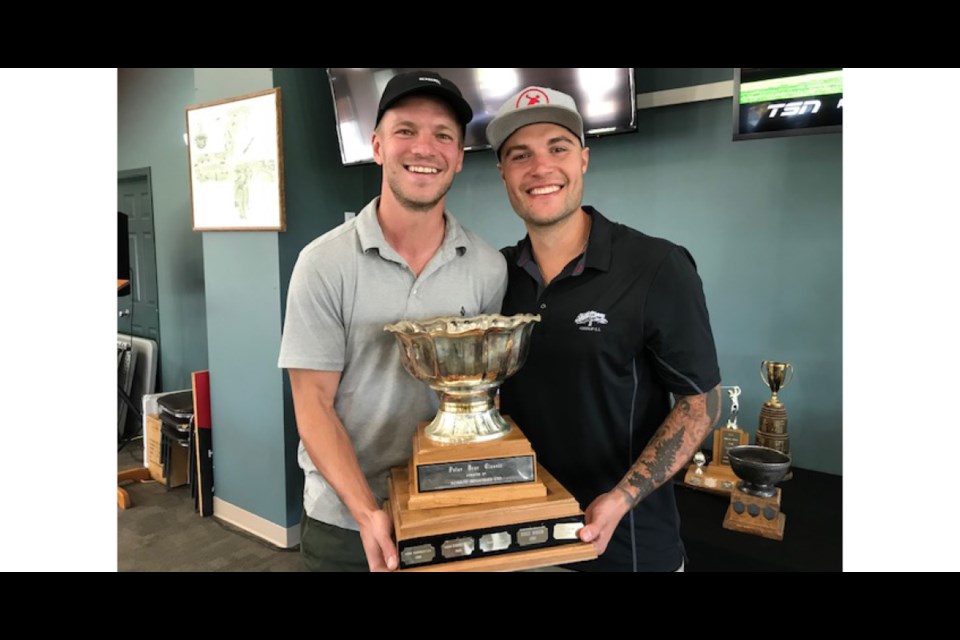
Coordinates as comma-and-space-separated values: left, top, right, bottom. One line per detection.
417, 455, 535, 492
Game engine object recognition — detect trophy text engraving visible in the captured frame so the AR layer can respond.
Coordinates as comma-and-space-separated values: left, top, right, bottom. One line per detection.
517, 526, 548, 546
418, 456, 535, 492
400, 544, 436, 566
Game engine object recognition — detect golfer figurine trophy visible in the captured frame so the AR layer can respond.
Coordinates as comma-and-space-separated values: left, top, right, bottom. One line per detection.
383, 314, 597, 571
684, 385, 748, 495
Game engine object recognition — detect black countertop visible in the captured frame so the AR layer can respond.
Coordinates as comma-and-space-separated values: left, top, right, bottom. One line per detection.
676, 467, 842, 571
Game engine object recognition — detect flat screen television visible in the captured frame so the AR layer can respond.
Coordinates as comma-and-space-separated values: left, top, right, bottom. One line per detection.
733, 68, 842, 141
327, 68, 637, 165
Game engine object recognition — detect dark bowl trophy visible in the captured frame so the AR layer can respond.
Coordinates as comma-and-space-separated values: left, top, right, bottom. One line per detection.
383, 314, 597, 571
684, 385, 748, 495
722, 445, 791, 541
756, 360, 794, 454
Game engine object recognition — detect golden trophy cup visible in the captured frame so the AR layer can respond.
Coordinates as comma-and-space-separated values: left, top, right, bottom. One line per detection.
684, 385, 747, 495
383, 314, 596, 571
756, 361, 795, 454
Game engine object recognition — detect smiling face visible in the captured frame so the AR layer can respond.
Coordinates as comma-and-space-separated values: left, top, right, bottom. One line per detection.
372, 95, 465, 213
497, 122, 589, 228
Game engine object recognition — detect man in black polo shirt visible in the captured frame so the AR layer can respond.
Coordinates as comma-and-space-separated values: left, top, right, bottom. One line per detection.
486, 87, 722, 572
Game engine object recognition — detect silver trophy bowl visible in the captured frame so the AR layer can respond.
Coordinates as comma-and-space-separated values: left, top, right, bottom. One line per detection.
727, 445, 791, 498
384, 313, 541, 444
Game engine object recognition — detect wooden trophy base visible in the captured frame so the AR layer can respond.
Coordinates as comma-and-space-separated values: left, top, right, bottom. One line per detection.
722, 486, 786, 541
684, 462, 738, 496
386, 464, 597, 571
408, 417, 547, 509
758, 403, 788, 435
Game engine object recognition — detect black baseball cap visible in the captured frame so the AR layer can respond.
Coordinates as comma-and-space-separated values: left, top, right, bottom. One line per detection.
375, 70, 473, 131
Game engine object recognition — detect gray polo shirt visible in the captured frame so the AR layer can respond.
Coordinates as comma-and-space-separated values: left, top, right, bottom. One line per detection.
278, 197, 507, 530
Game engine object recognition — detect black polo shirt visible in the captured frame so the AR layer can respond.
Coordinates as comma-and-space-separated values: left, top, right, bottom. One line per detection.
499, 206, 721, 572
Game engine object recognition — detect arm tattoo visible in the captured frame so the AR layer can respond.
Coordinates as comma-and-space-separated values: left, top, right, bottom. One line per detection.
617, 387, 718, 508
674, 388, 722, 428
623, 428, 685, 505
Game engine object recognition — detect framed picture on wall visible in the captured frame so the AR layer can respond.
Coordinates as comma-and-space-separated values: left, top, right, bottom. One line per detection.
186, 88, 286, 231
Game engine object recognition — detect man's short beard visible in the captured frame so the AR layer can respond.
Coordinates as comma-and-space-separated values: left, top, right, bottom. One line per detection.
511, 195, 580, 229
387, 175, 453, 213
397, 193, 444, 213
521, 205, 578, 228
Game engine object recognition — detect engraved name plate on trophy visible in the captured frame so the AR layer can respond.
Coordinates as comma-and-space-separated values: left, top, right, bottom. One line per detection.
416, 455, 536, 493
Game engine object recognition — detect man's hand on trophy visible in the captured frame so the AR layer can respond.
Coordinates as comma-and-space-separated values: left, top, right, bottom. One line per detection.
358, 508, 399, 571
578, 491, 631, 556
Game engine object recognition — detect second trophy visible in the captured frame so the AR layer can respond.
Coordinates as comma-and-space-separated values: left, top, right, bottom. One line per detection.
383, 314, 596, 571
757, 360, 794, 454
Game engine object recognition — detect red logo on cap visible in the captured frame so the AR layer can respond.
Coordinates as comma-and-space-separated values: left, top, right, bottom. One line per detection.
516, 88, 549, 109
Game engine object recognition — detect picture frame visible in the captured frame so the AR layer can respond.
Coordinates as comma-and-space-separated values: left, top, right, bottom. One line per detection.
186, 88, 285, 231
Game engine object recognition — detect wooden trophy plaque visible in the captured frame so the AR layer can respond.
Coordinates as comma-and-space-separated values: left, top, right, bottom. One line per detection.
722, 486, 786, 541
407, 417, 546, 509
386, 417, 596, 572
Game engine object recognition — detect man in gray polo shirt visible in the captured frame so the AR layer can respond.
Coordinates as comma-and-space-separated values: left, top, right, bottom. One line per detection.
278, 71, 507, 572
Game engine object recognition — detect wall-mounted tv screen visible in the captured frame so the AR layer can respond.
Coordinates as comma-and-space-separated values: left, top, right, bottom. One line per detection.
327, 68, 637, 165
733, 68, 842, 141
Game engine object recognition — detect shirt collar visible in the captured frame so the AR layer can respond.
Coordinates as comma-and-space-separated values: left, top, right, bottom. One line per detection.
582, 206, 613, 273
514, 205, 614, 274
357, 196, 468, 259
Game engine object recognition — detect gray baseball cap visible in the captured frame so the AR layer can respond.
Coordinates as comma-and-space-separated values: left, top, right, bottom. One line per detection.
486, 86, 585, 160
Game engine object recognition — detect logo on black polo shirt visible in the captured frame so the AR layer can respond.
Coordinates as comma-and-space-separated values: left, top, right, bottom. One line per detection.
575, 310, 608, 332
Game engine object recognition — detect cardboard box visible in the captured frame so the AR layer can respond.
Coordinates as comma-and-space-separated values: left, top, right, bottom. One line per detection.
141, 389, 189, 469
146, 415, 163, 482
146, 414, 189, 488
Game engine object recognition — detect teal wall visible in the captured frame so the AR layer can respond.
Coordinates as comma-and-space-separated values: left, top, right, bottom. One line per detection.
193, 68, 301, 528
202, 230, 288, 524
118, 68, 208, 391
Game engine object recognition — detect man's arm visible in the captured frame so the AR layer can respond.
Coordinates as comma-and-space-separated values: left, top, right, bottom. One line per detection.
578, 384, 722, 554
288, 368, 398, 571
